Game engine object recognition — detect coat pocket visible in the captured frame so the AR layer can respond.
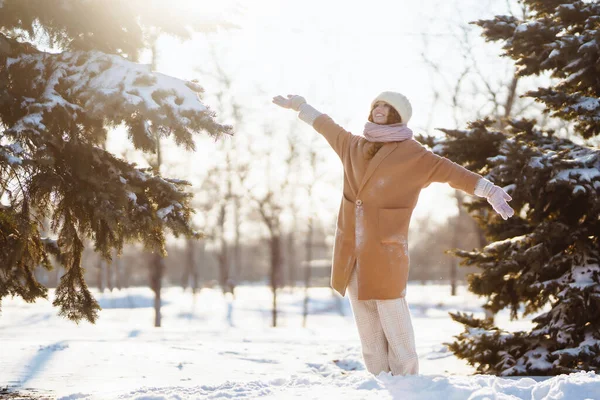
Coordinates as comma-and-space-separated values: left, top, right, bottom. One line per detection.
377, 207, 412, 245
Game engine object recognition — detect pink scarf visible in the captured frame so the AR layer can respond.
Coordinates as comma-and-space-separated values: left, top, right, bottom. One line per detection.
363, 121, 413, 142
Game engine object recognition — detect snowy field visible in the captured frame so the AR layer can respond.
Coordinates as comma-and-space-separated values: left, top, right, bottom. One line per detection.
1, 282, 599, 399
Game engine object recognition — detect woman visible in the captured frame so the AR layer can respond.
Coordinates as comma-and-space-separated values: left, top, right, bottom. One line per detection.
272, 92, 514, 376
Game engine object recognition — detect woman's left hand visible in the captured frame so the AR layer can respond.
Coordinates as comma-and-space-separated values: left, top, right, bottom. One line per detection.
487, 186, 515, 220
272, 94, 306, 111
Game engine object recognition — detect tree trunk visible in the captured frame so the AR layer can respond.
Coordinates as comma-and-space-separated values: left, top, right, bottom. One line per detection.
450, 259, 458, 295
96, 257, 105, 293
183, 238, 202, 295
122, 258, 131, 289
270, 233, 282, 327
182, 238, 195, 291
287, 218, 297, 289
113, 249, 122, 291
149, 253, 165, 327
106, 260, 114, 292
219, 235, 230, 294
232, 198, 241, 297
216, 205, 232, 295
193, 241, 203, 294
503, 74, 520, 121
302, 216, 313, 328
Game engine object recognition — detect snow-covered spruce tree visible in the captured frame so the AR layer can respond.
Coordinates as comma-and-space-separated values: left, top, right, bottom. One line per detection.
0, 1, 232, 323
418, 0, 600, 375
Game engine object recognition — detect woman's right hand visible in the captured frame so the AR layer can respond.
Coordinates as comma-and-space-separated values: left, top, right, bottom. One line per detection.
272, 94, 306, 111
487, 185, 515, 220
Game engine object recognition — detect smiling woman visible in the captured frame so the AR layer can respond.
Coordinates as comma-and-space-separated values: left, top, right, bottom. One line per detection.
366, 101, 402, 160
272, 91, 514, 377
370, 102, 396, 124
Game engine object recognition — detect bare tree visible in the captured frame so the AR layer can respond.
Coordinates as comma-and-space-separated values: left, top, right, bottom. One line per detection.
247, 132, 300, 327
282, 130, 302, 290
191, 49, 252, 297
197, 164, 231, 294
301, 139, 338, 326
181, 233, 203, 294
302, 148, 318, 326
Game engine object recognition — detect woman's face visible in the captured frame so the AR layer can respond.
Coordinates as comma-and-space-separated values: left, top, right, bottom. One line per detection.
371, 101, 391, 124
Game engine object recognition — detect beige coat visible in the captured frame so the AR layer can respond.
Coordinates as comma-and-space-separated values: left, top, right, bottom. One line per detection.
313, 115, 482, 300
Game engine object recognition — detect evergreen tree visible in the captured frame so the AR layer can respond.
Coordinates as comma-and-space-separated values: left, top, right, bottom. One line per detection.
418, 0, 600, 375
0, 1, 233, 323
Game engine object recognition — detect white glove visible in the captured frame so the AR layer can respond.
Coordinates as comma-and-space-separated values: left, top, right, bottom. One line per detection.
487, 185, 515, 220
272, 94, 306, 111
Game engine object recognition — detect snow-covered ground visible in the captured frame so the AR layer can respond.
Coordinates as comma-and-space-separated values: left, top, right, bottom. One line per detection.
1, 282, 599, 399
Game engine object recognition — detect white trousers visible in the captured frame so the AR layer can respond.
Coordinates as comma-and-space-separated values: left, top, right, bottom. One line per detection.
347, 264, 419, 376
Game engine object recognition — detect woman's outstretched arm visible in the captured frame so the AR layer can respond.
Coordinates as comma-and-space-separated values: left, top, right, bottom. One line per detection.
272, 94, 351, 159
420, 148, 515, 220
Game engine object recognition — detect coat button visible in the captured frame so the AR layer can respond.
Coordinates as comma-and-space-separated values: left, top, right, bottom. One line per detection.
356, 199, 363, 206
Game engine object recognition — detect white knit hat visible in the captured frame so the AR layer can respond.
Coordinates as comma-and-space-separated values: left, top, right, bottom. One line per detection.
371, 91, 412, 124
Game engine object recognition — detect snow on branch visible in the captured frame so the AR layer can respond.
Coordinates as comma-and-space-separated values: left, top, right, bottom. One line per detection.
7, 50, 232, 144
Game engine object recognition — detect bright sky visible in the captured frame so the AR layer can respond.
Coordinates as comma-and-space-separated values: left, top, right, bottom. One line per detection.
109, 0, 518, 240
